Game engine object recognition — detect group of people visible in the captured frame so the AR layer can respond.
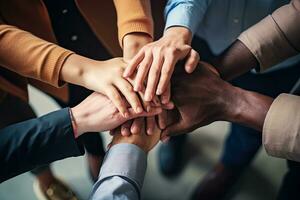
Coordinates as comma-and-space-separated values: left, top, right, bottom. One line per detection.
0, 0, 299, 199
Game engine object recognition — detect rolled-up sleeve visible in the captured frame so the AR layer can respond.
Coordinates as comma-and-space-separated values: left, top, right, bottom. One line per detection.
263, 94, 300, 161
89, 143, 147, 200
238, 0, 300, 71
164, 0, 212, 36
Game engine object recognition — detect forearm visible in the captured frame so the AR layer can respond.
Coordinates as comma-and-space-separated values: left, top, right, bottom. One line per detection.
0, 24, 73, 86
0, 108, 84, 182
164, 0, 211, 37
225, 85, 273, 132
211, 40, 259, 81
90, 143, 147, 200
113, 0, 153, 47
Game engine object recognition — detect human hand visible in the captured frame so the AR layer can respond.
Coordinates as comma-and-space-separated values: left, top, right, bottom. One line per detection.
70, 92, 162, 137
160, 62, 238, 140
61, 55, 144, 117
110, 118, 161, 153
121, 32, 160, 136
123, 27, 200, 102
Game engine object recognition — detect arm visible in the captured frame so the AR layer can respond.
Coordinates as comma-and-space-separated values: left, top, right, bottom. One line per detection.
237, 0, 300, 72
89, 144, 146, 200
0, 24, 73, 87
0, 22, 144, 117
0, 92, 161, 182
89, 119, 161, 200
0, 108, 84, 182
113, 0, 153, 48
164, 0, 212, 37
212, 0, 300, 80
164, 62, 300, 162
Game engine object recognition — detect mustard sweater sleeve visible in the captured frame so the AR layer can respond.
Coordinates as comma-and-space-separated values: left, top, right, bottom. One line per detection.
0, 24, 74, 87
113, 0, 154, 47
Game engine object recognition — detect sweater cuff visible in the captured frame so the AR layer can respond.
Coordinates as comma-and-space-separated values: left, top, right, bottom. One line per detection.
118, 21, 153, 48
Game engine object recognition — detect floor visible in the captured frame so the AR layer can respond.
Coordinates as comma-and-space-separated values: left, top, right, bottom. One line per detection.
0, 86, 287, 200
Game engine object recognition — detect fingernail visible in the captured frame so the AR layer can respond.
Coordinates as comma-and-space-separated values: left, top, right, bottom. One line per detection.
136, 106, 143, 113
123, 71, 128, 77
146, 105, 151, 112
161, 97, 168, 104
161, 136, 170, 143
124, 111, 129, 118
156, 89, 162, 95
147, 128, 153, 135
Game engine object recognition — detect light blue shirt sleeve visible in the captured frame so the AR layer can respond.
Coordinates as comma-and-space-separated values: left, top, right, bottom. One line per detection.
164, 0, 212, 36
89, 143, 147, 200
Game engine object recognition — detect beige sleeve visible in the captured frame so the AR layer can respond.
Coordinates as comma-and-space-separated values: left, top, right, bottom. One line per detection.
238, 0, 300, 71
0, 24, 74, 87
263, 94, 300, 161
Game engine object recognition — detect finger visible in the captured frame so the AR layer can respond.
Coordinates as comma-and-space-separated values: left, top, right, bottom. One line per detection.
127, 107, 162, 118
184, 49, 200, 73
115, 79, 143, 113
161, 120, 185, 138
144, 51, 164, 101
156, 54, 177, 95
161, 101, 174, 110
105, 86, 128, 117
130, 117, 144, 135
160, 83, 171, 104
123, 48, 146, 77
158, 110, 168, 130
134, 52, 153, 91
146, 116, 156, 135
121, 121, 132, 136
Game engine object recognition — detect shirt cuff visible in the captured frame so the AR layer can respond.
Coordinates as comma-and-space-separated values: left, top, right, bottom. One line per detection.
99, 143, 147, 189
48, 108, 85, 156
164, 4, 201, 36
263, 94, 300, 161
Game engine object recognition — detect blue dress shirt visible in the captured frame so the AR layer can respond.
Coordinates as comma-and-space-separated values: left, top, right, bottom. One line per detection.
165, 0, 300, 71
90, 143, 147, 200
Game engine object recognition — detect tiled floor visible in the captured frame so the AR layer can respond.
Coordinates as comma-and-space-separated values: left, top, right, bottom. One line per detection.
0, 86, 287, 200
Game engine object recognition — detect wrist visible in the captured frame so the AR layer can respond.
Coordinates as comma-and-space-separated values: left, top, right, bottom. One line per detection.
60, 54, 90, 87
164, 27, 192, 45
111, 136, 149, 153
226, 86, 273, 131
123, 33, 152, 60
70, 106, 87, 137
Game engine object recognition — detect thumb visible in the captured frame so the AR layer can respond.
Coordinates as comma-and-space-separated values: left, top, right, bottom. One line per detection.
184, 49, 200, 73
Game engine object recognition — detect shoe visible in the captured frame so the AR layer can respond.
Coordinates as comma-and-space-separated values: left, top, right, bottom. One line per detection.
33, 178, 79, 200
190, 163, 242, 200
158, 134, 187, 177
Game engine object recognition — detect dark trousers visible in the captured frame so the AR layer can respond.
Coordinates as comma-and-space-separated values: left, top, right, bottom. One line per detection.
192, 36, 300, 199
